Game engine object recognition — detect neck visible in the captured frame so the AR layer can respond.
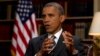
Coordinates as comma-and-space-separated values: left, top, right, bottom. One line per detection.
50, 27, 62, 35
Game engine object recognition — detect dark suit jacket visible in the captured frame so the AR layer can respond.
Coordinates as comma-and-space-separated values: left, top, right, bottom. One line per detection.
25, 34, 85, 56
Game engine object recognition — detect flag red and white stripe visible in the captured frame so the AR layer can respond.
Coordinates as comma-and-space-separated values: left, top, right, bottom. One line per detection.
11, 0, 38, 56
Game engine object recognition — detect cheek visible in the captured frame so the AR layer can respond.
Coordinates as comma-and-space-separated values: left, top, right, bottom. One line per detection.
51, 17, 61, 26
52, 20, 61, 27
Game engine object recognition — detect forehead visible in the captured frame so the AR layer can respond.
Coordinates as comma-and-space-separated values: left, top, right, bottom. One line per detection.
42, 6, 59, 14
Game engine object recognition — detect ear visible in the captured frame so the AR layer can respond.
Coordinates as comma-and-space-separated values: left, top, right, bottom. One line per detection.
60, 15, 66, 23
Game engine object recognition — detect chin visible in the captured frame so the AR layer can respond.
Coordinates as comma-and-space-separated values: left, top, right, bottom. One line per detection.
46, 29, 53, 34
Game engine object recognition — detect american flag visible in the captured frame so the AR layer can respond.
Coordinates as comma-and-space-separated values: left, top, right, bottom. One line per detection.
11, 0, 38, 56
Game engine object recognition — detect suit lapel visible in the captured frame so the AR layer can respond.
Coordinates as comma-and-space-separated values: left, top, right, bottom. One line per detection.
49, 35, 71, 56
36, 34, 48, 53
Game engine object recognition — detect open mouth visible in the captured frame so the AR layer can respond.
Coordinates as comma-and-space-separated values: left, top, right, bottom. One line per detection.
45, 24, 50, 29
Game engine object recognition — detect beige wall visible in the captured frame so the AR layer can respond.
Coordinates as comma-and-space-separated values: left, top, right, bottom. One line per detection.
94, 0, 100, 13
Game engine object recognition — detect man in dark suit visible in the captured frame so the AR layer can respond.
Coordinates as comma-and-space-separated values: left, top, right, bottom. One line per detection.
25, 2, 85, 56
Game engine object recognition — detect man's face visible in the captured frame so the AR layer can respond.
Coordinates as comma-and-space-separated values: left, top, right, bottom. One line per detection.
42, 6, 64, 34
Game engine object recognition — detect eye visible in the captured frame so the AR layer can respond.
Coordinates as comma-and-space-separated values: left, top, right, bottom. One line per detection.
48, 14, 54, 17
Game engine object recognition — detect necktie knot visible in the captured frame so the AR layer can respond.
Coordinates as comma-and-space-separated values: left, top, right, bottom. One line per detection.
51, 35, 56, 46
51, 35, 56, 39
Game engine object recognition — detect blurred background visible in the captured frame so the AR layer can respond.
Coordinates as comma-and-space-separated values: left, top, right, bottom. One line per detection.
0, 0, 99, 56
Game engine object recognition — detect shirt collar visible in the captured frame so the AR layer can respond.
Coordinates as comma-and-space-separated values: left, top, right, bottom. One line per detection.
54, 28, 62, 39
48, 28, 62, 38
48, 28, 63, 43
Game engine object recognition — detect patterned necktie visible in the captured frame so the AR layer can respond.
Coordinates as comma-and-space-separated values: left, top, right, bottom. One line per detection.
47, 35, 56, 56
51, 35, 56, 47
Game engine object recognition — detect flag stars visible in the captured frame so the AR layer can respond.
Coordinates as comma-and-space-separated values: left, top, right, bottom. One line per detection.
25, 1, 28, 4
18, 4, 21, 7
19, 0, 21, 3
29, 1, 32, 4
26, 9, 30, 13
22, 1, 25, 4
24, 5, 27, 8
19, 9, 23, 12
26, 14, 29, 17
22, 13, 26, 16
29, 5, 32, 8
17, 0, 33, 22
24, 9, 27, 12
17, 8, 20, 11
21, 5, 24, 8
22, 18, 25, 21
20, 13, 22, 16
24, 5, 32, 9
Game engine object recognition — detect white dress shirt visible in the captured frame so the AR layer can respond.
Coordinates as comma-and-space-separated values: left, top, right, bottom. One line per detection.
48, 28, 63, 44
